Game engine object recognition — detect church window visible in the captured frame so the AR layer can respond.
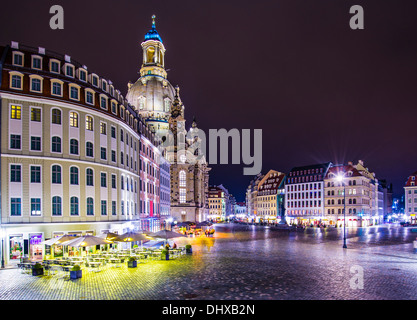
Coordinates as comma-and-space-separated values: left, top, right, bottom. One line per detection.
138, 96, 146, 110
164, 98, 171, 113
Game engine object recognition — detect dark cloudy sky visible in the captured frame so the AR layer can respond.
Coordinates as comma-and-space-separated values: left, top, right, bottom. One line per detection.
1, 0, 417, 201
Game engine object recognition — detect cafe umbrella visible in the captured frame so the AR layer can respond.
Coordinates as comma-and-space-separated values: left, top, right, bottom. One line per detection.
60, 235, 113, 257
113, 232, 152, 253
40, 234, 78, 246
148, 230, 187, 246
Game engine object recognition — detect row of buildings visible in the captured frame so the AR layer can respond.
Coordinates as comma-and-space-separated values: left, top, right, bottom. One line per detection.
245, 161, 394, 227
0, 17, 210, 266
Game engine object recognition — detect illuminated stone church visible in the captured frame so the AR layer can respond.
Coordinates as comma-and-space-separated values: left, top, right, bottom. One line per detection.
126, 16, 210, 222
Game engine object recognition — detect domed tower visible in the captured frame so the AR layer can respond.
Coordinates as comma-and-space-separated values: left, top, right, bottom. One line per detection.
126, 15, 176, 140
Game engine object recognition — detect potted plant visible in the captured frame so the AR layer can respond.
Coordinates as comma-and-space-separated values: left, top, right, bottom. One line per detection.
185, 244, 192, 254
127, 257, 137, 268
209, 229, 215, 237
32, 262, 44, 276
161, 249, 169, 260
70, 264, 82, 279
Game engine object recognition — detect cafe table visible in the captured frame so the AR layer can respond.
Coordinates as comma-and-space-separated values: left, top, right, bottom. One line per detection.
88, 261, 102, 272
108, 258, 122, 268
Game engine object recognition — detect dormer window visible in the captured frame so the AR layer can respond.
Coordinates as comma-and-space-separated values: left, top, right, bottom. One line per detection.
91, 75, 99, 87
29, 75, 43, 93
101, 80, 107, 92
12, 52, 24, 66
100, 95, 107, 110
9, 71, 24, 90
78, 69, 87, 82
69, 84, 80, 101
111, 100, 117, 114
85, 89, 95, 105
50, 59, 60, 73
110, 86, 114, 97
51, 79, 63, 97
65, 64, 75, 77
32, 56, 42, 70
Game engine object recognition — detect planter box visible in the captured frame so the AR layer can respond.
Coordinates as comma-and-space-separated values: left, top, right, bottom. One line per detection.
70, 270, 82, 279
186, 248, 192, 254
32, 267, 44, 276
161, 254, 169, 260
128, 261, 137, 268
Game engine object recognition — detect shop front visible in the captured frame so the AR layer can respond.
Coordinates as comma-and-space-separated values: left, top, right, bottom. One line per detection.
9, 234, 24, 264
29, 233, 43, 261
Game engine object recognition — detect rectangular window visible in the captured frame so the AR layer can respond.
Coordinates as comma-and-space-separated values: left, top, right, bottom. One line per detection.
120, 129, 124, 142
31, 78, 41, 92
31, 108, 41, 122
100, 97, 107, 109
86, 91, 94, 104
100, 147, 107, 160
13, 53, 23, 66
100, 122, 107, 135
10, 135, 21, 149
120, 152, 124, 165
31, 198, 41, 216
111, 174, 116, 189
11, 198, 22, 216
66, 65, 74, 77
11, 165, 21, 182
111, 126, 116, 138
51, 61, 59, 73
111, 102, 116, 114
70, 87, 79, 100
101, 172, 107, 188
11, 75, 22, 89
112, 201, 116, 216
52, 82, 62, 96
111, 150, 116, 162
101, 200, 107, 216
10, 105, 21, 119
179, 188, 186, 203
79, 70, 87, 82
92, 76, 98, 86
32, 57, 41, 69
30, 166, 41, 183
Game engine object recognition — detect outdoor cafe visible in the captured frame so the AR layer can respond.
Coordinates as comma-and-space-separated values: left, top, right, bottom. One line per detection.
16, 230, 190, 279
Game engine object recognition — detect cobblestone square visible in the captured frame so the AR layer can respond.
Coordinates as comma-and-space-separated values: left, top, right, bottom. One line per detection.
1, 223, 417, 300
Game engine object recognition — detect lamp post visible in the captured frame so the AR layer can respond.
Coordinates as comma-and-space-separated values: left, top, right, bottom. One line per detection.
337, 174, 347, 249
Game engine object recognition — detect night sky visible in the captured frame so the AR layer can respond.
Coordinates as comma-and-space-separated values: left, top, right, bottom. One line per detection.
1, 0, 417, 201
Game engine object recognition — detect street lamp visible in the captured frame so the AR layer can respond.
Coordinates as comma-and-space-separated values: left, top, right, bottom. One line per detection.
336, 174, 347, 249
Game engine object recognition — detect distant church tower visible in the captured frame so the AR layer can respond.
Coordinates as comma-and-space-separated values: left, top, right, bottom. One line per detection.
127, 16, 210, 222
126, 15, 175, 141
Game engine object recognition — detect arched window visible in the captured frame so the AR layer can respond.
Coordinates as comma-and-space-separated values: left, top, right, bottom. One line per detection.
353, 180, 356, 186
86, 142, 94, 157
70, 139, 79, 155
52, 196, 62, 216
138, 96, 146, 110
86, 168, 94, 186
70, 196, 79, 216
52, 165, 61, 184
86, 197, 94, 216
70, 167, 79, 185
353, 199, 357, 204
164, 98, 171, 113
51, 136, 61, 153
179, 171, 186, 187
69, 112, 78, 127
52, 108, 61, 124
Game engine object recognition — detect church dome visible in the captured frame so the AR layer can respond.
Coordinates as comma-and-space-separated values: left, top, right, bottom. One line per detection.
126, 75, 175, 113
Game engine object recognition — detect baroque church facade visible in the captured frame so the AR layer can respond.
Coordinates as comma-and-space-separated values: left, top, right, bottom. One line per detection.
126, 16, 210, 223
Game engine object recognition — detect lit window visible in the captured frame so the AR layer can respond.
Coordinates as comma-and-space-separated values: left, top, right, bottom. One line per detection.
86, 116, 93, 131
31, 108, 41, 122
31, 198, 41, 216
179, 170, 186, 187
100, 122, 107, 135
10, 105, 21, 119
70, 112, 78, 127
179, 188, 186, 203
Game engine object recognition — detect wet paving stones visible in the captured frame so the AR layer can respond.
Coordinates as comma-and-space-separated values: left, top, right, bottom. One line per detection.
1, 224, 417, 300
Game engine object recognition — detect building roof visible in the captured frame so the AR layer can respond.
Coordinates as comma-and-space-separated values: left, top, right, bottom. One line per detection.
144, 15, 163, 43
258, 170, 286, 196
287, 162, 332, 184
405, 171, 417, 187
325, 164, 363, 179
